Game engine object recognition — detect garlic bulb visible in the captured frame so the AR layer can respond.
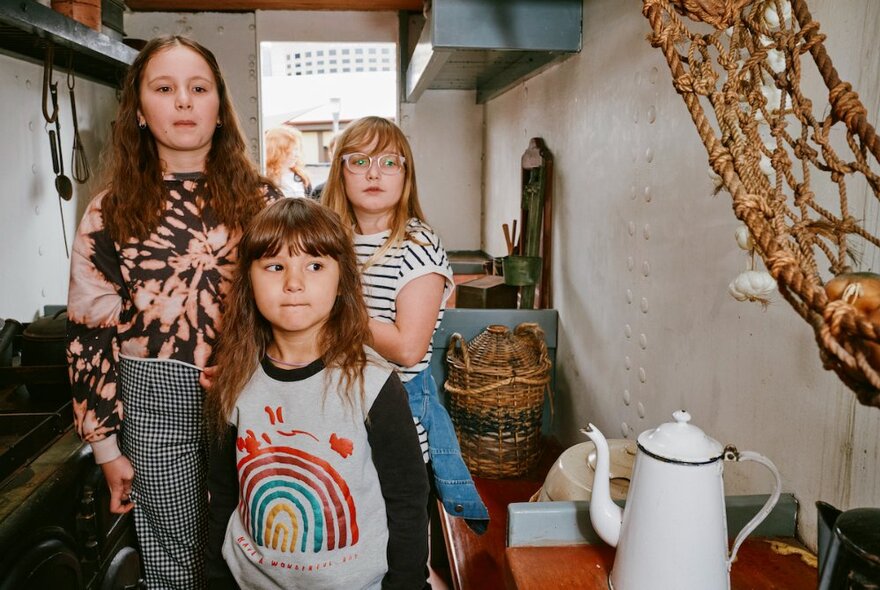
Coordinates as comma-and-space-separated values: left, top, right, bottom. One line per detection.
729, 270, 777, 304
763, 0, 791, 29
759, 153, 774, 176
735, 225, 754, 251
767, 48, 786, 74
761, 82, 783, 112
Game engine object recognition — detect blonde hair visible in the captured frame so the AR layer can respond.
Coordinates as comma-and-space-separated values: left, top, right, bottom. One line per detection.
326, 131, 340, 158
320, 116, 427, 266
205, 198, 371, 436
265, 125, 311, 192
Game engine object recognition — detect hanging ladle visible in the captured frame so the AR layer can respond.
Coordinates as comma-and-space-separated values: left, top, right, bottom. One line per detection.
43, 45, 70, 258
49, 82, 73, 201
43, 44, 71, 201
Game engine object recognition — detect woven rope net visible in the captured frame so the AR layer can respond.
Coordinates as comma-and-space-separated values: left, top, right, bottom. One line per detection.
642, 0, 880, 407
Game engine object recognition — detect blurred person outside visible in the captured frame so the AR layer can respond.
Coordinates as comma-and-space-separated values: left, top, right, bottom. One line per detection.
265, 125, 313, 198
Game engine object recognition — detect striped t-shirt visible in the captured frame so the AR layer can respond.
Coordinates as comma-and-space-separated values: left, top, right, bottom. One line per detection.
354, 218, 454, 383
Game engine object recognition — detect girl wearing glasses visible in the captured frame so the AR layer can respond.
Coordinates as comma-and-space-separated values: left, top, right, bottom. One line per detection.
322, 117, 489, 536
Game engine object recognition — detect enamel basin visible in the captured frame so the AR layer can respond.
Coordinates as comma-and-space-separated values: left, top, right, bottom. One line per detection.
537, 439, 635, 502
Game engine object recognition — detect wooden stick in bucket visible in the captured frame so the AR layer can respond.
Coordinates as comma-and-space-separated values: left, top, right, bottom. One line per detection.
503, 223, 514, 256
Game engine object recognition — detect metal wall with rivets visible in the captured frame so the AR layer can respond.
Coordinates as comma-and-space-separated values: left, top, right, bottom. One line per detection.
481, 0, 880, 551
0, 52, 117, 320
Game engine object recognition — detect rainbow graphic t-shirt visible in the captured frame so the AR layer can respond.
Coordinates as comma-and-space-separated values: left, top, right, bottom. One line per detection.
221, 359, 392, 590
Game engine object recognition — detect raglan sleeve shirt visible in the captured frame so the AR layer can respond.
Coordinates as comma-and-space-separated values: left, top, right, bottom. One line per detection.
66, 194, 129, 464
369, 372, 430, 589
205, 371, 429, 590
205, 421, 241, 590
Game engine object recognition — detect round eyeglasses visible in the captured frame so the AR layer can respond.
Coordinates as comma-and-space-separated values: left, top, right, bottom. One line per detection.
340, 152, 406, 176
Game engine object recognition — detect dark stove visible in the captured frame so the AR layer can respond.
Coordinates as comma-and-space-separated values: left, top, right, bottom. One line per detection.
0, 385, 71, 485
0, 318, 143, 590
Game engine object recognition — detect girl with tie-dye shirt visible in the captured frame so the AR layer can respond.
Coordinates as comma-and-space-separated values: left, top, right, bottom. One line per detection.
66, 36, 279, 589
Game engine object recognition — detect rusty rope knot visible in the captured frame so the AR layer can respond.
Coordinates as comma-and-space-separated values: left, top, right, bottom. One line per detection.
668, 0, 752, 29
829, 82, 867, 129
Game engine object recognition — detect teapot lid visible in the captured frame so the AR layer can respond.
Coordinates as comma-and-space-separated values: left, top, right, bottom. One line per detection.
637, 410, 724, 463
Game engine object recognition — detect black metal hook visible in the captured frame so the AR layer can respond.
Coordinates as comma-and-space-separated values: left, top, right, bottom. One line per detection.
42, 43, 58, 124
67, 52, 75, 91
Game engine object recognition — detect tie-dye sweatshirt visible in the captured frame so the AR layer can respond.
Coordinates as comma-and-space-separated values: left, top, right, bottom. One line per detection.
66, 174, 279, 463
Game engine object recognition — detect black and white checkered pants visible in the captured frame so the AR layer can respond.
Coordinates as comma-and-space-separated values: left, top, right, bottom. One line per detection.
119, 357, 208, 589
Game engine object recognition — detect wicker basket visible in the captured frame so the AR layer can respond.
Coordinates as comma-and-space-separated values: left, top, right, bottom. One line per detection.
444, 323, 551, 478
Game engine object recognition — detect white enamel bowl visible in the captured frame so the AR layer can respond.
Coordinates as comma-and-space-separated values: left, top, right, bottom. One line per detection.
537, 438, 636, 502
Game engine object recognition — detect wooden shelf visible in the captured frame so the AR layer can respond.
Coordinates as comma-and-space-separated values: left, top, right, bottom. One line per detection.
0, 1, 136, 87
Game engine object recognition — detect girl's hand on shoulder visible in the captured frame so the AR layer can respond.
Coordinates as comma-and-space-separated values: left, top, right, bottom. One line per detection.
101, 455, 135, 514
199, 365, 217, 390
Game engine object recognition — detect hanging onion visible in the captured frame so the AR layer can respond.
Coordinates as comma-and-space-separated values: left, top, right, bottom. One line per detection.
825, 272, 880, 311
824, 272, 880, 370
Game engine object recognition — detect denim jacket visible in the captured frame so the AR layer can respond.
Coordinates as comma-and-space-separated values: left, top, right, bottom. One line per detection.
403, 367, 489, 534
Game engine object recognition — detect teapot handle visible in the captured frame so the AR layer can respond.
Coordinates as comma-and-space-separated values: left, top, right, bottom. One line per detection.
724, 446, 782, 566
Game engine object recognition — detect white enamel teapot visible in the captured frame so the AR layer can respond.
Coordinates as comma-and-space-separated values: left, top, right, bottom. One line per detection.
583, 410, 782, 590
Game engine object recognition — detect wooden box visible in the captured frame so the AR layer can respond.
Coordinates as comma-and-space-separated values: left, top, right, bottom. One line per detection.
51, 0, 101, 31
455, 275, 518, 309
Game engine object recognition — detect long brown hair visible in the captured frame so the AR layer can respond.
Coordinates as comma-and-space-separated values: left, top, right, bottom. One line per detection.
205, 198, 372, 435
321, 116, 427, 265
265, 125, 311, 193
100, 35, 268, 243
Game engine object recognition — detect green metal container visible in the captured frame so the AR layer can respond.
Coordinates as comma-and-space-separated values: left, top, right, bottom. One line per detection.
502, 255, 542, 287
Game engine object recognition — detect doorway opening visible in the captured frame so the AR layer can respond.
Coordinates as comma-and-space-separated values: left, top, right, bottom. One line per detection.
259, 41, 398, 194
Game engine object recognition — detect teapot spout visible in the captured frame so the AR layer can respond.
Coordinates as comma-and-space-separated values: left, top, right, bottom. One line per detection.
581, 424, 623, 547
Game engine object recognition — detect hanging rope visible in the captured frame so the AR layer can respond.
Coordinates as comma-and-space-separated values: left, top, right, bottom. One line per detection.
642, 0, 880, 407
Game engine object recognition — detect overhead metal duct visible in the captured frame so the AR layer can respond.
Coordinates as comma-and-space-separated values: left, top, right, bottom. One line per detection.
404, 0, 582, 104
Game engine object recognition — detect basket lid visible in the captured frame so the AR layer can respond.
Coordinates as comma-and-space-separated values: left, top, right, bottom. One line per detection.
460, 323, 547, 370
